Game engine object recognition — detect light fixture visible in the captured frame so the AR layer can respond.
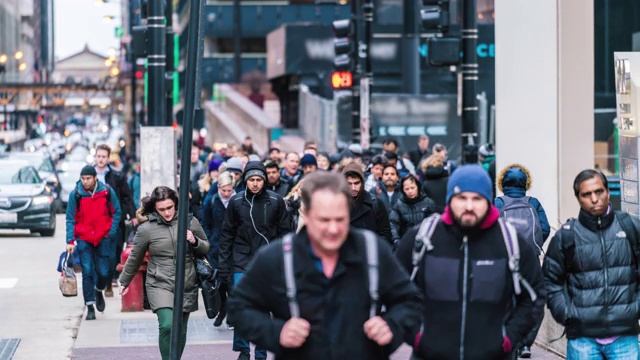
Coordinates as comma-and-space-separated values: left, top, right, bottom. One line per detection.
0, 54, 7, 64
104, 59, 113, 67
109, 67, 120, 77
107, 48, 117, 57
18, 62, 27, 71
103, 15, 114, 24
14, 50, 23, 60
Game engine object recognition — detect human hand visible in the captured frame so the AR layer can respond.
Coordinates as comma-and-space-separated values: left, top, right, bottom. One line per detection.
120, 285, 129, 296
66, 244, 75, 253
279, 317, 310, 348
186, 230, 196, 245
363, 316, 393, 346
131, 218, 139, 227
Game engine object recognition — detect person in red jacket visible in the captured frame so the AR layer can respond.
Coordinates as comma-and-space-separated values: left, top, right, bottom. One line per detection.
66, 165, 122, 320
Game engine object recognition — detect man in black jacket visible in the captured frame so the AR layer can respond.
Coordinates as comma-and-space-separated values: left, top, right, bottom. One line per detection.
370, 164, 402, 213
94, 144, 136, 297
396, 164, 545, 360
218, 161, 292, 360
228, 172, 422, 360
343, 162, 392, 244
266, 161, 290, 197
544, 169, 640, 359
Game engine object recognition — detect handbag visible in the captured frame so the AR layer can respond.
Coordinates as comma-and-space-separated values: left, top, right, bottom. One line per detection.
187, 214, 220, 319
58, 251, 78, 297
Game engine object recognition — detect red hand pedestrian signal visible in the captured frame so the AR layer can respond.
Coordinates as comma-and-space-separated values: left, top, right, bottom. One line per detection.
331, 71, 353, 89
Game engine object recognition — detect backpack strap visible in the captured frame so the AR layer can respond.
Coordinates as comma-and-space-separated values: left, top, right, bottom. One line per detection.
362, 230, 379, 318
560, 219, 577, 277
617, 212, 640, 268
410, 214, 441, 281
282, 233, 299, 318
498, 219, 537, 302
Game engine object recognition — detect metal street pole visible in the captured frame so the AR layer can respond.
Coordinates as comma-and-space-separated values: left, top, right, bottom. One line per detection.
129, 0, 138, 157
461, 0, 479, 164
402, 0, 420, 94
351, 0, 361, 144
165, 0, 174, 126
170, 0, 204, 355
147, 0, 166, 126
360, 0, 373, 149
233, 0, 241, 82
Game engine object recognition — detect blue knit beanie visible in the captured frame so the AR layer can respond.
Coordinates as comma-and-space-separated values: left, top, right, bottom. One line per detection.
446, 164, 493, 204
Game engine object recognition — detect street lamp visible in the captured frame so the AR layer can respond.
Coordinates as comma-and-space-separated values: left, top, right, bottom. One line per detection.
0, 54, 7, 64
103, 15, 115, 24
14, 51, 23, 60
18, 62, 27, 72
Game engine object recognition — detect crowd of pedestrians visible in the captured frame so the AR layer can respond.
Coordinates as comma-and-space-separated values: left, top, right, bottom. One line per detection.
63, 135, 640, 360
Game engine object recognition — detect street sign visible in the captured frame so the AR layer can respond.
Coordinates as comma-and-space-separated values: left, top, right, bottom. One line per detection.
360, 77, 370, 149
115, 26, 124, 38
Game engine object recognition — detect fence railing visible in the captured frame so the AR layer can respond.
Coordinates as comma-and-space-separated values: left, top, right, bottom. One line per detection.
298, 85, 337, 153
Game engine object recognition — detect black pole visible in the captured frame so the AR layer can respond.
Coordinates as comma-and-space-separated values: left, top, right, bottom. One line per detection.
461, 0, 478, 164
170, 0, 203, 355
165, 0, 174, 126
402, 0, 420, 94
233, 0, 241, 82
147, 0, 166, 126
351, 0, 360, 144
130, 0, 138, 157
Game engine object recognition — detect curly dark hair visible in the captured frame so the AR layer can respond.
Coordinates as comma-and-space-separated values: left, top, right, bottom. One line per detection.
142, 186, 179, 215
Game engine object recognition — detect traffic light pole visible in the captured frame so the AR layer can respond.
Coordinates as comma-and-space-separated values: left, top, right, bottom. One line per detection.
361, 0, 373, 149
461, 0, 479, 164
351, 0, 361, 144
165, 0, 174, 126
147, 0, 166, 126
233, 0, 241, 82
403, 0, 420, 94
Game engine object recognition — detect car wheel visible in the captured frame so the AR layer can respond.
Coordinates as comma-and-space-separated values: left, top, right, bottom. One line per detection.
37, 214, 56, 237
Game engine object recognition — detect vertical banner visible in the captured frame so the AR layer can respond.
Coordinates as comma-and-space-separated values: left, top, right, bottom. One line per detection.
360, 77, 370, 149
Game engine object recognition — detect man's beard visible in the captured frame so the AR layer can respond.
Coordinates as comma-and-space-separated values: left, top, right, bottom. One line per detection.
452, 211, 486, 230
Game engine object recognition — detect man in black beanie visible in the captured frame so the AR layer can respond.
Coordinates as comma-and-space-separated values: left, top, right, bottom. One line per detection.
218, 161, 292, 360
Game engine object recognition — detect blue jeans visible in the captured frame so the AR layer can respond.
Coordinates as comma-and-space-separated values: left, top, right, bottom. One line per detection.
232, 272, 267, 358
77, 239, 111, 305
567, 336, 639, 360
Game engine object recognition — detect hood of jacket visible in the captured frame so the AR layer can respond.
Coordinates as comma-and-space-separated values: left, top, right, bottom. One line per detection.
441, 204, 500, 231
343, 161, 365, 181
243, 161, 267, 184
424, 165, 449, 180
497, 163, 531, 194
75, 179, 108, 196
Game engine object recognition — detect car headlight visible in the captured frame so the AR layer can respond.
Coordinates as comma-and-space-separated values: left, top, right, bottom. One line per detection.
32, 196, 53, 206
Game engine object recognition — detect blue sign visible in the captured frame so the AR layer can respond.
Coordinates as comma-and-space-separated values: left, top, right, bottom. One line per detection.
418, 43, 495, 59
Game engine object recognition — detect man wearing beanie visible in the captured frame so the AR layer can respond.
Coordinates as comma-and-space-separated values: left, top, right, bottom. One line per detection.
300, 154, 318, 175
218, 161, 292, 360
396, 164, 545, 360
66, 165, 122, 321
343, 162, 392, 244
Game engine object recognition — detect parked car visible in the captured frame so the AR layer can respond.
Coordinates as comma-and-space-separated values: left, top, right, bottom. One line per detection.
6, 151, 63, 213
0, 160, 57, 236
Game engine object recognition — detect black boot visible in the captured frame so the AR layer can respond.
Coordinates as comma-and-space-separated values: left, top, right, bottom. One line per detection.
213, 309, 226, 327
86, 305, 96, 320
95, 289, 105, 312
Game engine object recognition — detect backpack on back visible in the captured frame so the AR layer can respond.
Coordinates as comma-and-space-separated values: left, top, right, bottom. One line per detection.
498, 196, 543, 254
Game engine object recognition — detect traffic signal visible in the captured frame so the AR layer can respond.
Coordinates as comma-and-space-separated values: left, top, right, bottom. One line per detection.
420, 0, 450, 33
333, 19, 353, 71
421, 0, 460, 66
331, 71, 353, 89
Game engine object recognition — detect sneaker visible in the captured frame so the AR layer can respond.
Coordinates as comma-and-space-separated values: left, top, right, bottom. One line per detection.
105, 284, 114, 298
86, 305, 96, 320
95, 290, 106, 312
237, 351, 250, 360
519, 346, 532, 358
213, 310, 226, 327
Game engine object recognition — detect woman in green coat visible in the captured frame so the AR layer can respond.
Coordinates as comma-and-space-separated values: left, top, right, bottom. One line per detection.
120, 186, 209, 359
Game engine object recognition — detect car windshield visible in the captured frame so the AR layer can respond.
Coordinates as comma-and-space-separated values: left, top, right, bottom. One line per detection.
0, 165, 42, 185
9, 153, 55, 173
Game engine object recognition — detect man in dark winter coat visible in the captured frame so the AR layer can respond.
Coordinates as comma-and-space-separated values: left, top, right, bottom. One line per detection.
218, 161, 292, 360
543, 170, 640, 359
343, 162, 392, 244
266, 161, 291, 197
228, 172, 423, 360
371, 164, 402, 213
94, 144, 136, 297
396, 164, 545, 360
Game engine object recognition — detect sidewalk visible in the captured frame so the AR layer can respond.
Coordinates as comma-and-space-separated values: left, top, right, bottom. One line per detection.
70, 290, 563, 360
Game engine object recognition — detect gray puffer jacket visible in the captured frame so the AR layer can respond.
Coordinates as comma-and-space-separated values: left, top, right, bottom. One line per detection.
543, 209, 640, 339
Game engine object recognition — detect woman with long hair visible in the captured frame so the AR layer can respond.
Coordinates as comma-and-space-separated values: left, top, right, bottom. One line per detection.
284, 180, 305, 233
119, 186, 209, 360
390, 175, 436, 246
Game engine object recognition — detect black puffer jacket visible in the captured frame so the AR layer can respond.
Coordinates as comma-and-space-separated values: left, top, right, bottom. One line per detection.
543, 209, 640, 339
389, 194, 436, 243
421, 165, 448, 214
218, 162, 293, 277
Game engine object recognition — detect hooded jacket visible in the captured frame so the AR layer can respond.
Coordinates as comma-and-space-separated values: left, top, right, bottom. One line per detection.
543, 209, 640, 339
66, 180, 122, 245
218, 161, 293, 277
494, 164, 550, 242
389, 193, 436, 243
421, 165, 449, 214
396, 206, 545, 359
120, 212, 209, 312
344, 162, 393, 244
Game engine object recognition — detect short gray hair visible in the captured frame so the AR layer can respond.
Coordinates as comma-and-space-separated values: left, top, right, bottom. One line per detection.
217, 171, 236, 188
301, 172, 350, 210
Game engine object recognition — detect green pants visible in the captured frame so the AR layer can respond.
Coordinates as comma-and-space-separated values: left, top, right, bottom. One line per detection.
156, 308, 190, 360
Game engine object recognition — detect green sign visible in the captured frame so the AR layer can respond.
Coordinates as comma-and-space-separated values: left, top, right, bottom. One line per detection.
115, 26, 124, 38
